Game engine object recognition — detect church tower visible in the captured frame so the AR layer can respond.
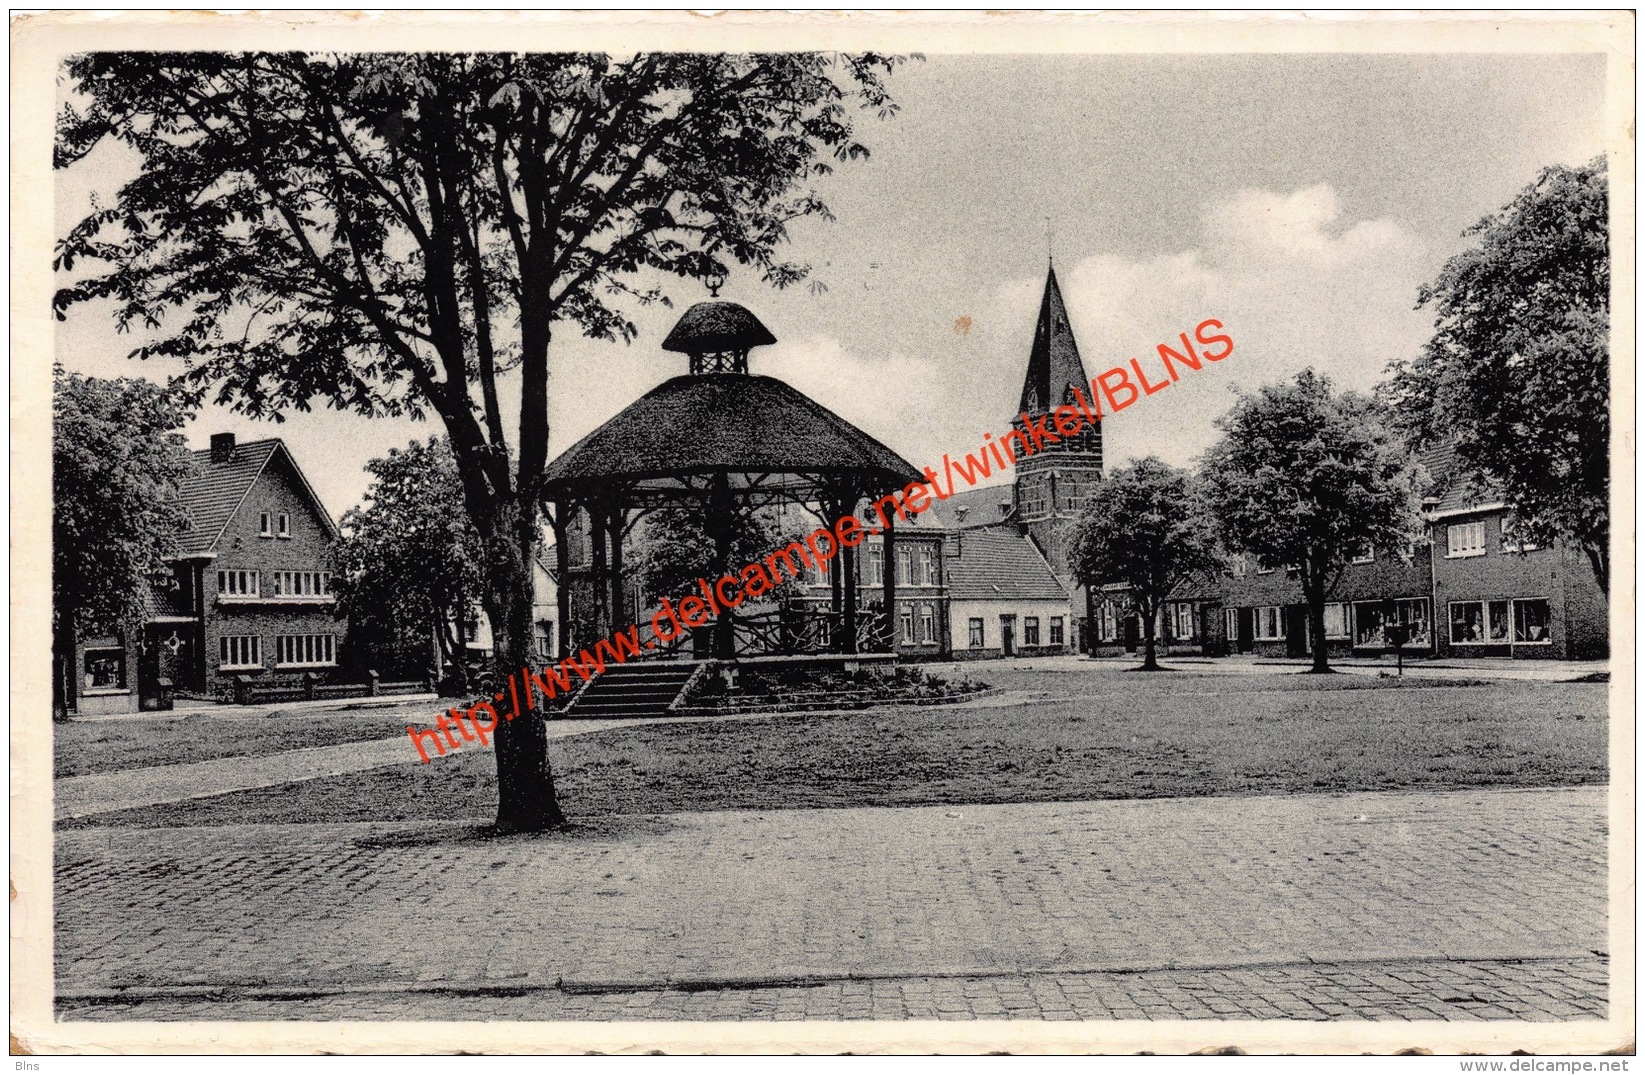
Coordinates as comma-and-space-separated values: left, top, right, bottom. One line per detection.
1011, 263, 1104, 576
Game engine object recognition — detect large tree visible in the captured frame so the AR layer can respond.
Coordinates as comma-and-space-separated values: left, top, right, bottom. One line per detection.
334, 437, 486, 688
53, 366, 195, 718
1067, 457, 1218, 672
1385, 157, 1610, 591
1202, 370, 1423, 673
54, 51, 902, 831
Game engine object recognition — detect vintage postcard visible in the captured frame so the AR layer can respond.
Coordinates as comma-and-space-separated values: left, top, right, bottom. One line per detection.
10, 9, 1635, 1057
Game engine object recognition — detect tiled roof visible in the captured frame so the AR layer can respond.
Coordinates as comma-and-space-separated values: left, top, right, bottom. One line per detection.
926, 482, 1016, 530
945, 529, 1071, 602
176, 439, 281, 554
543, 374, 921, 492
1419, 442, 1505, 516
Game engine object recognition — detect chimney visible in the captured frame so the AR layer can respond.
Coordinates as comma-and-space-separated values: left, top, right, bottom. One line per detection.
210, 432, 236, 463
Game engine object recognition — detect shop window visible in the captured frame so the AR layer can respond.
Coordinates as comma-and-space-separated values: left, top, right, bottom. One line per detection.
1449, 600, 1511, 644
1396, 599, 1431, 648
83, 646, 126, 690
1513, 598, 1551, 644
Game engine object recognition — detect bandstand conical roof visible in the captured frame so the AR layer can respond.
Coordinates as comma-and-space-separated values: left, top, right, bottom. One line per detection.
542, 372, 921, 494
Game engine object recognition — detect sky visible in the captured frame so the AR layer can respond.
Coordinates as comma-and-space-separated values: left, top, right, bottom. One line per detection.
54, 52, 1609, 518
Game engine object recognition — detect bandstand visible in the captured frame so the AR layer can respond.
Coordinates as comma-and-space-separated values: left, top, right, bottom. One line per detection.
541, 301, 922, 661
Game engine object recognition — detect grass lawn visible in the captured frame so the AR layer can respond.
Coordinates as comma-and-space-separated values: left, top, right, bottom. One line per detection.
53, 702, 438, 778
61, 672, 1607, 828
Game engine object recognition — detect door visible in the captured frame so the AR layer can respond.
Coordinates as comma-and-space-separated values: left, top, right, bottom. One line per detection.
999, 615, 1016, 657
1237, 608, 1255, 654
1284, 606, 1309, 658
1122, 614, 1140, 654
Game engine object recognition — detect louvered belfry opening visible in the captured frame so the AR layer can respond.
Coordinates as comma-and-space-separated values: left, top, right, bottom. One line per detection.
540, 299, 922, 664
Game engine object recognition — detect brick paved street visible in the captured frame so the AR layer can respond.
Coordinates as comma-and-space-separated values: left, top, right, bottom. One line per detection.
55, 787, 1607, 1021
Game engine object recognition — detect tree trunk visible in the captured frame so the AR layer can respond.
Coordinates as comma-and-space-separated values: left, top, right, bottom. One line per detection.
53, 613, 75, 722
1139, 602, 1160, 671
1305, 580, 1330, 673
486, 496, 566, 833
1585, 541, 1610, 597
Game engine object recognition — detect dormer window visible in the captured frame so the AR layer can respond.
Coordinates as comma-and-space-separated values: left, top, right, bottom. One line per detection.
277, 512, 291, 539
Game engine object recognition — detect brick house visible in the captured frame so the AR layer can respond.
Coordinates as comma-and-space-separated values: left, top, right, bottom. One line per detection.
154, 433, 346, 701
1208, 446, 1606, 662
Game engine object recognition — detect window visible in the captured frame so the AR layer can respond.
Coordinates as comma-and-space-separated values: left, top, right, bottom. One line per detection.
968, 618, 985, 649
1514, 598, 1551, 644
1023, 617, 1041, 646
83, 646, 126, 690
1354, 602, 1387, 647
1284, 563, 1300, 575
1223, 607, 1238, 642
1396, 598, 1431, 648
1229, 554, 1248, 578
918, 604, 936, 644
275, 634, 336, 666
1049, 617, 1064, 646
1255, 606, 1283, 641
1097, 602, 1119, 642
217, 570, 260, 597
1169, 602, 1197, 642
1449, 600, 1511, 644
1350, 546, 1375, 565
219, 635, 262, 668
918, 546, 936, 587
277, 512, 291, 538
1255, 560, 1274, 575
896, 547, 912, 586
867, 543, 883, 581
1323, 602, 1350, 640
1502, 517, 1541, 553
1446, 521, 1486, 558
535, 621, 554, 656
897, 607, 913, 645
259, 512, 273, 538
272, 571, 331, 597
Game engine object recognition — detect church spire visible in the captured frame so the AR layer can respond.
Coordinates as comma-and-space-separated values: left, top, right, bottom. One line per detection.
1016, 264, 1091, 416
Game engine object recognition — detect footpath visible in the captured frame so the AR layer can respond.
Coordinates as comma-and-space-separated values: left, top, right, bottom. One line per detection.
56, 786, 1607, 1022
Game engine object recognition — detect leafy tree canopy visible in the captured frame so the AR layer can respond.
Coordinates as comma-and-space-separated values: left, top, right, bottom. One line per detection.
1202, 370, 1422, 671
1067, 456, 1218, 670
53, 365, 196, 637
334, 437, 487, 678
1384, 157, 1610, 589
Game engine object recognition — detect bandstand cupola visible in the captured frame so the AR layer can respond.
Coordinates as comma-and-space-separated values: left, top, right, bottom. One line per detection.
661, 301, 778, 375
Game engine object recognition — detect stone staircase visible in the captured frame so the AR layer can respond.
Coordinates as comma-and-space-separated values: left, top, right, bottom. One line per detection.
561, 662, 700, 720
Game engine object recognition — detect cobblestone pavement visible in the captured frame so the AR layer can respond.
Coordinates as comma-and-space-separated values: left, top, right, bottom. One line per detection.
58, 955, 1609, 1022
56, 787, 1606, 1020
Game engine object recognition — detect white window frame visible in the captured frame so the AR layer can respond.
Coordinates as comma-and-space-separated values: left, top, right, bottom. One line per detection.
968, 617, 985, 649
1512, 597, 1552, 645
1350, 547, 1375, 566
1223, 607, 1238, 642
1169, 602, 1197, 642
1049, 616, 1064, 646
276, 512, 292, 539
219, 635, 262, 669
1446, 520, 1487, 559
1023, 616, 1041, 646
918, 604, 936, 645
258, 512, 273, 538
272, 570, 332, 598
918, 546, 936, 587
1255, 560, 1274, 575
217, 569, 260, 598
1254, 606, 1283, 641
274, 633, 336, 668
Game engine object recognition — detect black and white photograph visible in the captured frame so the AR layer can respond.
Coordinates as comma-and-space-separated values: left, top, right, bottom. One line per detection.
11, 9, 1635, 1058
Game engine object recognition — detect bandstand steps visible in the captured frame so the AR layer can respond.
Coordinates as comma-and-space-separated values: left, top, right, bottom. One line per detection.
562, 662, 699, 720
